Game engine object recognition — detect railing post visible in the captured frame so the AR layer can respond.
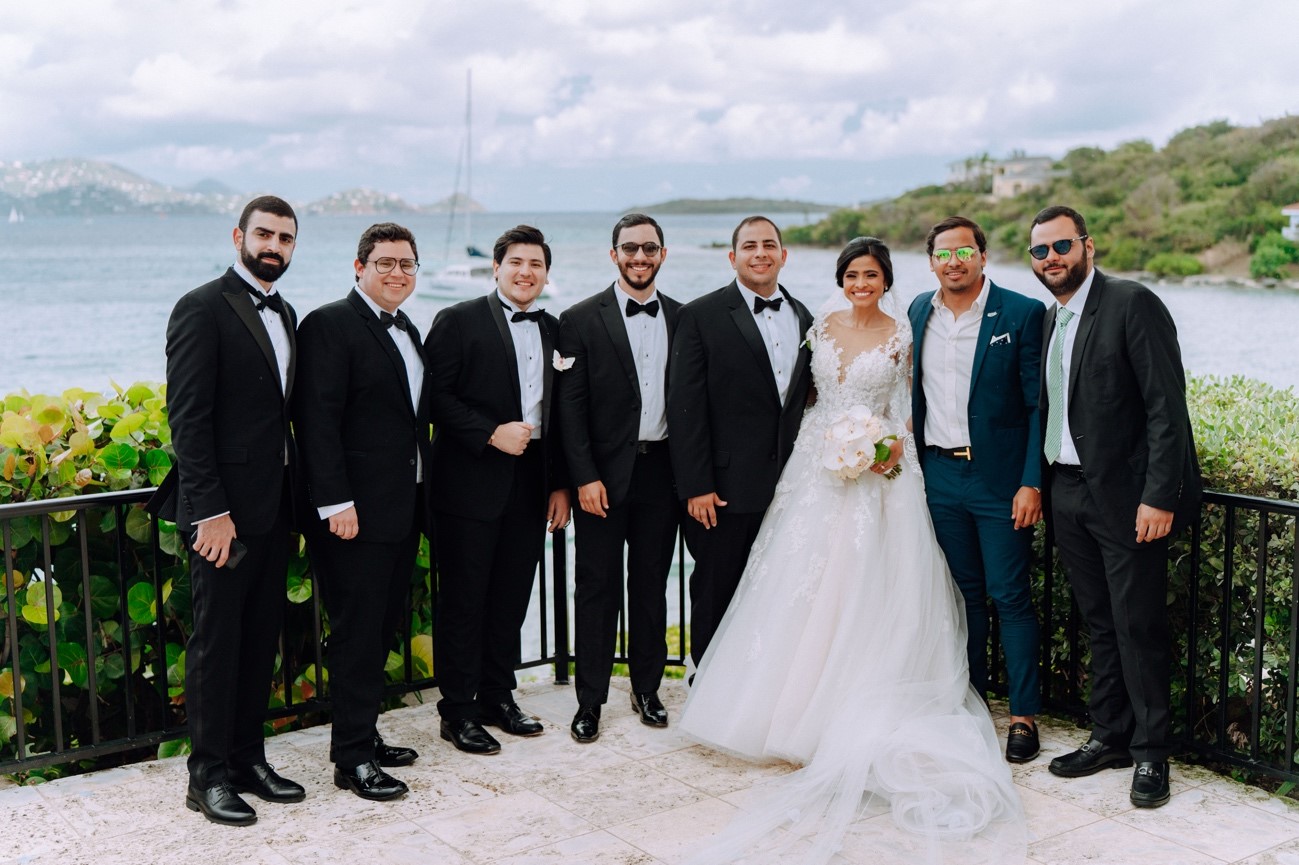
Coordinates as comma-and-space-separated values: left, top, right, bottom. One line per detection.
552, 527, 570, 684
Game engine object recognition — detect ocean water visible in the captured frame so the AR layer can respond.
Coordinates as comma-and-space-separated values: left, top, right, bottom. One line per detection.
1, 211, 1296, 395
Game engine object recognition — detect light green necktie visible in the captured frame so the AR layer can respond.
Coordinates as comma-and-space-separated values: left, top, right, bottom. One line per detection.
1044, 306, 1076, 464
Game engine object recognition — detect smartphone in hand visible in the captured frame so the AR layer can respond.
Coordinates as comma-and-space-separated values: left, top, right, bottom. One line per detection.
189, 532, 249, 569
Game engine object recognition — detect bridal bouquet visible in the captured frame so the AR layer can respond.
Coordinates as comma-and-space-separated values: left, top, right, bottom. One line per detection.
822, 405, 900, 480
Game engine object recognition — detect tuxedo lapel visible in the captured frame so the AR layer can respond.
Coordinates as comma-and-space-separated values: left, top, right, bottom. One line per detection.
283, 307, 297, 402
1067, 273, 1104, 403
726, 282, 781, 405
349, 289, 415, 417
969, 282, 1002, 396
910, 292, 933, 396
782, 287, 813, 412
539, 314, 555, 435
488, 296, 524, 414
221, 280, 284, 399
597, 285, 639, 392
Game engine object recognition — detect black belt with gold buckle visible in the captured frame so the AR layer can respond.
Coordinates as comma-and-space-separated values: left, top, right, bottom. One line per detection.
928, 445, 973, 461
636, 440, 668, 455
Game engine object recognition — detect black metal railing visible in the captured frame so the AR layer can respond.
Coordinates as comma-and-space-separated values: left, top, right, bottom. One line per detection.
4, 487, 1298, 783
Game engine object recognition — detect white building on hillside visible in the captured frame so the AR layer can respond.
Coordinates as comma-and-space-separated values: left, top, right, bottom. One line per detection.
1283, 203, 1299, 241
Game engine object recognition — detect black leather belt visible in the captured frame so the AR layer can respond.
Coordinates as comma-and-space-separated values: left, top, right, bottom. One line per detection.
928, 445, 972, 461
1053, 463, 1085, 480
636, 440, 668, 454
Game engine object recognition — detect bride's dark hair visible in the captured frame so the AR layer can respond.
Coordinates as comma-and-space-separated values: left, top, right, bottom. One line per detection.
835, 236, 893, 291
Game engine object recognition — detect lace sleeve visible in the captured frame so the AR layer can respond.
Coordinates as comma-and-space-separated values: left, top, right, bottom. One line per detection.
889, 323, 922, 474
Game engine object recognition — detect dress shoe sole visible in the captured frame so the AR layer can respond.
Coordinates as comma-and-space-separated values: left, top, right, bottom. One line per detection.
332, 776, 407, 801
1048, 753, 1134, 778
185, 795, 257, 826
571, 729, 600, 744
483, 720, 544, 737
228, 783, 306, 804
638, 715, 668, 728
1005, 745, 1040, 764
1130, 789, 1171, 808
440, 728, 501, 754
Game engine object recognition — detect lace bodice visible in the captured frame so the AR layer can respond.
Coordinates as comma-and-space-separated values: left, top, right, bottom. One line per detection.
806, 313, 911, 428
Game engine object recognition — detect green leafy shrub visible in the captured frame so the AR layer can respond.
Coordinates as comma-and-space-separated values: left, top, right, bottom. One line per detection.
1250, 231, 1299, 279
1145, 252, 1205, 277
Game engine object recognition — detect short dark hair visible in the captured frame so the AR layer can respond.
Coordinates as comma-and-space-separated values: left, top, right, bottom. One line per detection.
357, 222, 418, 266
1031, 205, 1089, 237
835, 236, 893, 291
731, 215, 783, 251
611, 213, 664, 248
238, 195, 297, 233
925, 216, 986, 256
493, 224, 551, 268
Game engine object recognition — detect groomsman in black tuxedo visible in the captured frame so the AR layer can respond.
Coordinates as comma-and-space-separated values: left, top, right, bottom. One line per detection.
159, 196, 305, 825
557, 214, 682, 743
1030, 205, 1201, 808
294, 223, 429, 801
426, 225, 571, 755
668, 216, 814, 671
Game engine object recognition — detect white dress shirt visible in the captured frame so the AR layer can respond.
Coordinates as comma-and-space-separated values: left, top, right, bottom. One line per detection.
615, 284, 669, 441
921, 276, 990, 449
736, 280, 800, 406
317, 292, 425, 520
232, 260, 290, 393
498, 290, 545, 439
1046, 269, 1096, 467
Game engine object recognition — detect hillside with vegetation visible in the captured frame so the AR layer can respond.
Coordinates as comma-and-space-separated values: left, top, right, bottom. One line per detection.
786, 116, 1299, 280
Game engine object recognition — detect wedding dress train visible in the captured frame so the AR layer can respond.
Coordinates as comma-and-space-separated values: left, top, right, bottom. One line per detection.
678, 313, 1026, 864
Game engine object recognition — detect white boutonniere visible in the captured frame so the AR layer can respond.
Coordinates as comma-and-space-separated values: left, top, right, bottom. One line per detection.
553, 351, 575, 371
801, 326, 815, 351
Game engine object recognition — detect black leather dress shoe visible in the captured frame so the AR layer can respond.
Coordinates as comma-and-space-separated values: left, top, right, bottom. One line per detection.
631, 692, 669, 727
333, 760, 408, 801
374, 734, 418, 767
228, 762, 306, 803
1130, 761, 1171, 808
185, 782, 257, 826
482, 701, 544, 736
571, 706, 601, 743
1049, 738, 1134, 777
440, 718, 502, 754
1005, 722, 1040, 764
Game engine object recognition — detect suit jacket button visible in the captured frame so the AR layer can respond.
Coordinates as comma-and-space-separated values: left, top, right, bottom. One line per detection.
770, 453, 777, 461
409, 458, 416, 466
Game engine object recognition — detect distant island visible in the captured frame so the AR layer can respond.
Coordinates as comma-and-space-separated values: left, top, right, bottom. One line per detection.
0, 158, 486, 218
629, 197, 841, 215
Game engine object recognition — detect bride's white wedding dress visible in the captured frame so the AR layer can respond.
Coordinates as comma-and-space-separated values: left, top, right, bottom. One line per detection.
678, 312, 1025, 864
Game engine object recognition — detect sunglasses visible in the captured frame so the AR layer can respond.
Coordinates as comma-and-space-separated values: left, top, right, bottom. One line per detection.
617, 242, 662, 256
1028, 235, 1088, 261
931, 246, 977, 264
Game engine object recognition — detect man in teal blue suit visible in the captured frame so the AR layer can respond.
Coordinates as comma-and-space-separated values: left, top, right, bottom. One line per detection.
908, 215, 1046, 763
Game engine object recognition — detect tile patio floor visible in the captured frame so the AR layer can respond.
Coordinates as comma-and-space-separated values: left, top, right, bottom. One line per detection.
3, 676, 1298, 865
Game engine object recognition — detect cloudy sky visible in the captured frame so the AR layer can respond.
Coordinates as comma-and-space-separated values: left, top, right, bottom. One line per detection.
2, 0, 1295, 211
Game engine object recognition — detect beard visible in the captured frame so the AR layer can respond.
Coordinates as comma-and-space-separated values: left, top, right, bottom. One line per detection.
241, 245, 290, 283
619, 258, 661, 290
1034, 256, 1088, 298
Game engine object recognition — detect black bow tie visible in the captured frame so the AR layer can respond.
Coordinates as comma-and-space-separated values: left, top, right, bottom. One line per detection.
502, 301, 544, 324
248, 286, 285, 315
626, 298, 660, 318
380, 311, 407, 331
752, 295, 783, 314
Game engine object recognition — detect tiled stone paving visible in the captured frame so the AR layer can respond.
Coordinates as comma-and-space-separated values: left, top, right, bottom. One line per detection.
3, 677, 1297, 864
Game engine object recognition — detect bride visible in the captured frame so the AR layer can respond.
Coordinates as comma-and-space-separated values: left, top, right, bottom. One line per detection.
678, 237, 1025, 864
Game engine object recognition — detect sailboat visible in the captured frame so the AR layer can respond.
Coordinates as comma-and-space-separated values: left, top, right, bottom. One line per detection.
7, 207, 22, 224
420, 71, 559, 302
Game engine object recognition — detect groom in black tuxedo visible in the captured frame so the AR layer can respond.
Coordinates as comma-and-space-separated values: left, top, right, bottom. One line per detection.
425, 225, 571, 755
159, 196, 306, 825
668, 216, 814, 670
557, 214, 683, 743
294, 223, 429, 801
1030, 205, 1201, 809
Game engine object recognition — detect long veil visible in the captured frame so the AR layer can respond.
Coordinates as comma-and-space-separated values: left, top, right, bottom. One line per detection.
683, 279, 1027, 865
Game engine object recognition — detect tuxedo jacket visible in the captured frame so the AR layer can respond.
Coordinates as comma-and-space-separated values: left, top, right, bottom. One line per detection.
1042, 269, 1202, 542
160, 267, 297, 534
556, 284, 682, 509
293, 290, 432, 544
909, 280, 1046, 500
667, 281, 814, 514
425, 293, 568, 522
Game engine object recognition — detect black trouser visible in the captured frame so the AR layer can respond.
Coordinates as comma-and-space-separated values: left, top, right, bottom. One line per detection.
573, 444, 679, 708
1050, 468, 1172, 762
682, 508, 765, 668
185, 494, 290, 788
434, 447, 546, 722
312, 497, 421, 769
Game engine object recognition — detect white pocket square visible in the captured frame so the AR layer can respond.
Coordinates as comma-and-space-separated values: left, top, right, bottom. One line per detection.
989, 333, 1011, 346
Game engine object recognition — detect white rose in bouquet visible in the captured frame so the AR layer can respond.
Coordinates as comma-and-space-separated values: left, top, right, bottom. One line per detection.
821, 405, 900, 480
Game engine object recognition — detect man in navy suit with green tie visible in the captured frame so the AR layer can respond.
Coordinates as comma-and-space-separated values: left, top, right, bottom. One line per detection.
908, 215, 1046, 764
